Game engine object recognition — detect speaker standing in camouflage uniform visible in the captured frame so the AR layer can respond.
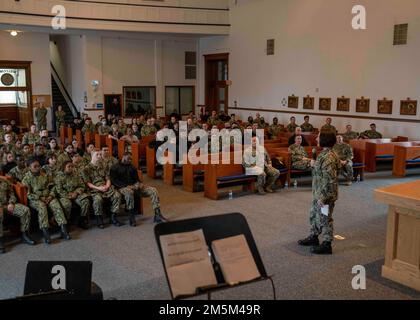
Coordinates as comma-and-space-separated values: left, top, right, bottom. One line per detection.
22, 159, 71, 244
0, 178, 35, 253
82, 150, 122, 229
298, 132, 340, 255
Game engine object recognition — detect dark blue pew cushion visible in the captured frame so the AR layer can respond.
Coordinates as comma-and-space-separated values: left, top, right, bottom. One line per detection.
353, 163, 365, 167
376, 155, 393, 160
406, 159, 420, 164
217, 174, 256, 182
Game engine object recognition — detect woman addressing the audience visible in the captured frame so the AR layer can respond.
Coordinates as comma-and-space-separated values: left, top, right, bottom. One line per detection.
298, 132, 340, 255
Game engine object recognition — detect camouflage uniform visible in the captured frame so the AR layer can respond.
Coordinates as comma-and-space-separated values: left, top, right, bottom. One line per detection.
332, 143, 354, 182
57, 152, 72, 171
102, 156, 119, 174
289, 144, 311, 170
0, 178, 31, 238
7, 166, 28, 182
268, 124, 284, 139
82, 123, 96, 134
320, 124, 337, 134
55, 110, 66, 134
55, 171, 90, 219
208, 117, 220, 127
82, 153, 92, 166
286, 123, 298, 133
22, 171, 67, 229
361, 130, 382, 139
41, 164, 59, 193
243, 146, 280, 189
309, 149, 340, 242
342, 131, 359, 141
98, 125, 111, 135
120, 184, 161, 211
82, 163, 121, 216
118, 124, 127, 135
140, 125, 157, 137
2, 143, 16, 156
300, 123, 314, 132
46, 149, 62, 159
22, 132, 40, 145
35, 107, 48, 131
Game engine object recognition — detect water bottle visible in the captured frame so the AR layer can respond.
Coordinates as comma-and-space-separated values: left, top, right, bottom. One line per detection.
357, 174, 361, 183
228, 190, 233, 200
284, 182, 289, 189
293, 180, 298, 189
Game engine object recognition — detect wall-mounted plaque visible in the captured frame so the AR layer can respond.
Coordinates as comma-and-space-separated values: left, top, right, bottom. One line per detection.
303, 96, 314, 110
319, 98, 331, 111
356, 97, 370, 113
400, 98, 417, 116
377, 98, 393, 115
337, 96, 350, 112
288, 95, 299, 109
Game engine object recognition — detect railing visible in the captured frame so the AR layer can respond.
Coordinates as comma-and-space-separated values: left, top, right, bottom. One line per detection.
50, 62, 78, 117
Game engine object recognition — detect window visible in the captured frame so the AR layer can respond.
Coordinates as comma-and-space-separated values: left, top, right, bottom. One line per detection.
185, 52, 197, 80
165, 86, 194, 116
394, 24, 408, 45
0, 67, 30, 108
123, 86, 156, 116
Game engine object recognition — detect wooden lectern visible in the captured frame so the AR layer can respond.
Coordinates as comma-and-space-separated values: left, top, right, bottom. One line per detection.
374, 180, 420, 291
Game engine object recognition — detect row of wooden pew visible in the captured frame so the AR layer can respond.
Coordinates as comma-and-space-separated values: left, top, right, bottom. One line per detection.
349, 137, 420, 176
159, 139, 366, 200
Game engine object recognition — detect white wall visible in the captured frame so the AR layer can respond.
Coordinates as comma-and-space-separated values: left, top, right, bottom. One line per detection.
199, 0, 420, 139
0, 31, 52, 129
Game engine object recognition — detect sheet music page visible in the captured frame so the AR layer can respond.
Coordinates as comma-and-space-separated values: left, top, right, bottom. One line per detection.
160, 229, 217, 298
211, 234, 261, 285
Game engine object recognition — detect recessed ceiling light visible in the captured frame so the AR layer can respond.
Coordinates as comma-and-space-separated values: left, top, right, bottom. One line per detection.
10, 30, 18, 36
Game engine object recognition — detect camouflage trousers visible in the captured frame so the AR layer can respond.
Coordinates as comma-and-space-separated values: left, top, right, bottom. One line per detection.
119, 184, 160, 211
119, 185, 160, 210
339, 160, 353, 181
309, 199, 335, 242
37, 121, 47, 131
256, 166, 280, 189
28, 198, 67, 229
0, 204, 31, 238
292, 160, 312, 171
59, 194, 90, 219
91, 187, 121, 216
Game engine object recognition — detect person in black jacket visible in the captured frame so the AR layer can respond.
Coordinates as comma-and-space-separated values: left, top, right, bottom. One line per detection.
110, 152, 168, 226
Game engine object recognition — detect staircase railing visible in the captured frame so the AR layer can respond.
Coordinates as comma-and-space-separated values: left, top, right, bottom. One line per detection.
50, 62, 78, 117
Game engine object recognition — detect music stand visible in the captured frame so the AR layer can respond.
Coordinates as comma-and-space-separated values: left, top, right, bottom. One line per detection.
154, 212, 276, 300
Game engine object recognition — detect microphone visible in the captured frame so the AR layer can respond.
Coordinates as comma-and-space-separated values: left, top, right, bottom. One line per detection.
312, 148, 317, 160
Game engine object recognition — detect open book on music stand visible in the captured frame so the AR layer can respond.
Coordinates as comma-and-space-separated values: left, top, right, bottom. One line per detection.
154, 212, 275, 300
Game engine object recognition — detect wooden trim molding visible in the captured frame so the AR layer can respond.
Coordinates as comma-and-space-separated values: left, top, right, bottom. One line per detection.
229, 107, 420, 124
156, 106, 164, 109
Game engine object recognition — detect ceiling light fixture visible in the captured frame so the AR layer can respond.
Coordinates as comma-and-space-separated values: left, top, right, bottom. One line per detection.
10, 30, 18, 36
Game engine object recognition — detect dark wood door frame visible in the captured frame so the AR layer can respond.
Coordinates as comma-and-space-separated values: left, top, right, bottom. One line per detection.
0, 60, 33, 127
204, 53, 229, 114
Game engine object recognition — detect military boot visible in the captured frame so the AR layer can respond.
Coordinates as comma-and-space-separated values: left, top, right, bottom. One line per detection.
298, 235, 319, 246
96, 216, 105, 229
22, 232, 36, 245
129, 209, 137, 227
153, 208, 168, 224
311, 241, 332, 255
265, 186, 274, 193
42, 228, 51, 244
0, 237, 5, 254
78, 216, 90, 230
257, 186, 266, 195
60, 225, 71, 240
111, 214, 123, 227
